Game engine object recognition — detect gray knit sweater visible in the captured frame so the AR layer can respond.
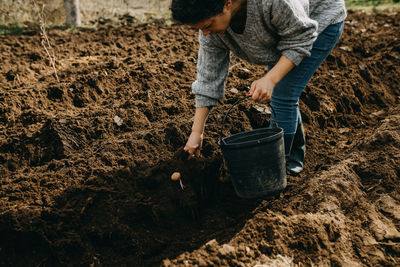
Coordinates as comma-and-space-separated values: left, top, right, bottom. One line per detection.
192, 0, 347, 107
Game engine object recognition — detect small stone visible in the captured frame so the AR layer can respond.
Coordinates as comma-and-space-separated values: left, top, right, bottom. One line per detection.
161, 259, 172, 267
245, 246, 255, 257
339, 127, 350, 134
230, 88, 239, 94
198, 258, 208, 267
113, 115, 123, 126
252, 104, 271, 115
218, 244, 235, 256
339, 46, 353, 52
359, 63, 367, 71
205, 239, 218, 251
370, 110, 385, 117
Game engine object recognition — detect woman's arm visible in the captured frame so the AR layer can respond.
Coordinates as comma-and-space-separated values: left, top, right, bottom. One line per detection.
248, 55, 294, 103
184, 106, 210, 158
185, 33, 230, 158
191, 106, 210, 134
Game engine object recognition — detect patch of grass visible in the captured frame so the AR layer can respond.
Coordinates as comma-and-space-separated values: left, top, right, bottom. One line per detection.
0, 23, 29, 35
346, 2, 400, 14
346, 0, 400, 8
0, 23, 72, 35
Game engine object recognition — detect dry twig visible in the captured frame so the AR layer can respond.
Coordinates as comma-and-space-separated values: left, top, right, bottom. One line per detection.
32, 0, 60, 83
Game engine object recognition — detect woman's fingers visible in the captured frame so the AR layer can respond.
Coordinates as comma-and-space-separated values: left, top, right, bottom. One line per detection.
249, 81, 264, 102
248, 82, 256, 95
195, 148, 201, 158
184, 131, 203, 160
184, 144, 199, 159
249, 77, 275, 103
253, 88, 267, 103
250, 84, 272, 103
188, 147, 200, 159
251, 84, 260, 100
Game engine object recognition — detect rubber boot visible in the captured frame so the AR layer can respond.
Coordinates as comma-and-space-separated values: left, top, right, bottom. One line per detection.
286, 123, 306, 175
283, 134, 295, 157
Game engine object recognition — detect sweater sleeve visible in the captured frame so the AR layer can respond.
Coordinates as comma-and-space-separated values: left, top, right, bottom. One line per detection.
192, 33, 230, 107
264, 0, 318, 66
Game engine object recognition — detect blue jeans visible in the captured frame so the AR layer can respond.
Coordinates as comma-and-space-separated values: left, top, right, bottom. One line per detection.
270, 21, 344, 134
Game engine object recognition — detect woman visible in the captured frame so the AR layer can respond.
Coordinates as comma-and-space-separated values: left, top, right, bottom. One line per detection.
171, 0, 346, 175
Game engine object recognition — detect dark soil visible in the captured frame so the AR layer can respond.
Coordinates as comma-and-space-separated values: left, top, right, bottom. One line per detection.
0, 10, 399, 267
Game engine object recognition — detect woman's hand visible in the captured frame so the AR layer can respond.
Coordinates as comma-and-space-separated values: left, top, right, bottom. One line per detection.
248, 76, 276, 104
185, 106, 210, 159
184, 131, 204, 159
248, 55, 295, 103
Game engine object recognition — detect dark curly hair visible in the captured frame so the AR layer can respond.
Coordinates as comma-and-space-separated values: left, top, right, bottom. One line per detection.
171, 0, 227, 24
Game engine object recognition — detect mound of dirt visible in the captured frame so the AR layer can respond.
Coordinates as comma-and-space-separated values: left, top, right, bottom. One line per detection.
0, 10, 399, 266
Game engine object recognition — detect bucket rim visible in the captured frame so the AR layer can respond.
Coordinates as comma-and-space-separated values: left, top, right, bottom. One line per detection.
218, 127, 283, 149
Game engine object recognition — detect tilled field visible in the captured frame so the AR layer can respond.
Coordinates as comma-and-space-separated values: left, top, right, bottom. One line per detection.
0, 10, 399, 266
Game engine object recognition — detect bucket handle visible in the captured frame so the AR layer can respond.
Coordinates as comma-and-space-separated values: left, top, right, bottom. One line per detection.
219, 95, 278, 142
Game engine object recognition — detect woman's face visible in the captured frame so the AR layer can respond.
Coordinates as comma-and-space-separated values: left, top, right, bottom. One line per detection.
191, 0, 232, 36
